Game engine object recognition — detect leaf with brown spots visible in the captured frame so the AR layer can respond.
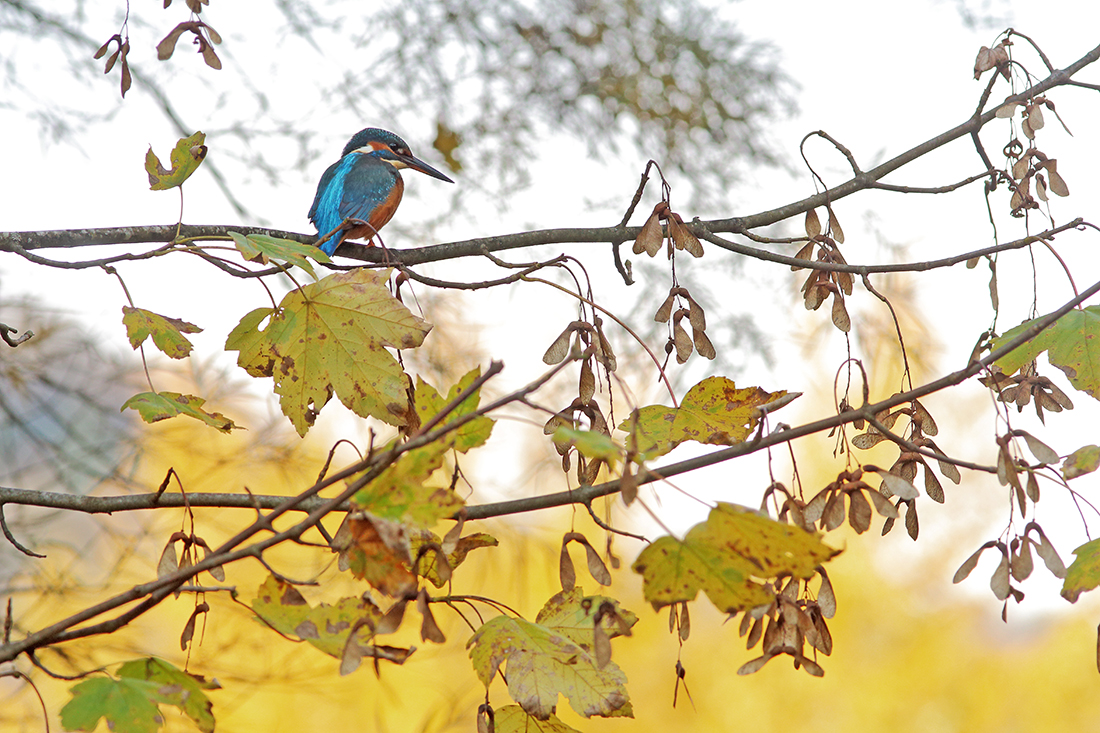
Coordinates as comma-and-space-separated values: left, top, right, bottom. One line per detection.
226, 269, 431, 435
467, 615, 631, 720
251, 575, 385, 658
632, 503, 840, 613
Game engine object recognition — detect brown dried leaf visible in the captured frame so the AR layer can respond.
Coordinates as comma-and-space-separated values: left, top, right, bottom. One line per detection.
973, 46, 993, 78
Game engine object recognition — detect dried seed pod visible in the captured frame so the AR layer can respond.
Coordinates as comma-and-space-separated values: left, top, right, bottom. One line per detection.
633, 204, 665, 256
669, 213, 704, 257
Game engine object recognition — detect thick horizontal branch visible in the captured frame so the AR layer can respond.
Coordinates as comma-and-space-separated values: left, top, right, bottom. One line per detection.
3, 40, 1098, 272
6, 274, 1098, 527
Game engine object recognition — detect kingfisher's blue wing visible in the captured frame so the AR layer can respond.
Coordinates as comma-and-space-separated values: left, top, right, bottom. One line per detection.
308, 153, 399, 254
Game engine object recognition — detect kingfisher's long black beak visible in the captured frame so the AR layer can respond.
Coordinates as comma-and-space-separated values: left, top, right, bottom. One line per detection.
396, 152, 454, 184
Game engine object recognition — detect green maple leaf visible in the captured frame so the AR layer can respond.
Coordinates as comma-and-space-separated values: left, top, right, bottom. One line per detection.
495, 705, 584, 733
251, 575, 382, 657
1063, 445, 1100, 480
619, 377, 789, 459
632, 502, 839, 612
225, 269, 432, 435
145, 131, 206, 190
121, 306, 201, 359
1061, 538, 1100, 603
994, 306, 1100, 400
468, 615, 630, 720
227, 231, 329, 280
352, 439, 463, 527
61, 677, 165, 733
414, 367, 494, 453
117, 658, 217, 733
122, 391, 240, 432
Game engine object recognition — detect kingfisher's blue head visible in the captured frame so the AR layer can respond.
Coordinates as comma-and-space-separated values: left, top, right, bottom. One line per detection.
340, 128, 454, 183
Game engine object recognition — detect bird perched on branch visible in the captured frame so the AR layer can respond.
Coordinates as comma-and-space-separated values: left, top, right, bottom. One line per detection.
308, 127, 454, 255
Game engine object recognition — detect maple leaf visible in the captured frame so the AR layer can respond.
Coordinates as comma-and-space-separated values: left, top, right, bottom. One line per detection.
225, 269, 432, 436
468, 615, 631, 720
1063, 445, 1100, 480
121, 306, 201, 359
228, 231, 330, 279
352, 439, 464, 528
993, 306, 1100, 401
251, 575, 385, 657
145, 131, 207, 190
343, 513, 419, 597
122, 391, 240, 432
620, 377, 790, 459
496, 705, 584, 733
1061, 538, 1100, 603
534, 587, 637, 650
61, 657, 218, 733
632, 503, 840, 612
414, 367, 495, 453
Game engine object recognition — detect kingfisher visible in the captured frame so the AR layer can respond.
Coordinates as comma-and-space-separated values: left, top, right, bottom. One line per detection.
308, 127, 454, 255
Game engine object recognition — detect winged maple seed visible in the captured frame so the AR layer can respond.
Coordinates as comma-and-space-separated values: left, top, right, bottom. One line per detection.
979, 364, 1074, 423
654, 286, 716, 362
793, 208, 852, 332
974, 38, 1012, 80
736, 573, 834, 677
630, 201, 704, 258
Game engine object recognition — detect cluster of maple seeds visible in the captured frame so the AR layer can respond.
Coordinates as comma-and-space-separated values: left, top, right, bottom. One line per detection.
542, 318, 618, 484
953, 521, 1067, 618
735, 573, 835, 677
632, 201, 704, 259
654, 286, 715, 364
980, 362, 1074, 423
792, 207, 853, 333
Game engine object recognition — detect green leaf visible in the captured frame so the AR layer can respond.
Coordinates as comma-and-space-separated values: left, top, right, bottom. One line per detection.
122, 391, 240, 432
60, 676, 165, 733
467, 615, 630, 720
117, 658, 217, 733
145, 131, 207, 190
225, 269, 432, 436
1062, 538, 1100, 603
1063, 445, 1100, 480
251, 575, 383, 657
619, 378, 789, 459
352, 440, 464, 528
553, 427, 621, 467
414, 367, 494, 453
994, 306, 1100, 400
632, 502, 839, 612
496, 705, 584, 733
227, 231, 330, 280
121, 306, 201, 359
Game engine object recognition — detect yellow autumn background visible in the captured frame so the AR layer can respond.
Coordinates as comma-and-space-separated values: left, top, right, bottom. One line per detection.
4, 280, 1100, 733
